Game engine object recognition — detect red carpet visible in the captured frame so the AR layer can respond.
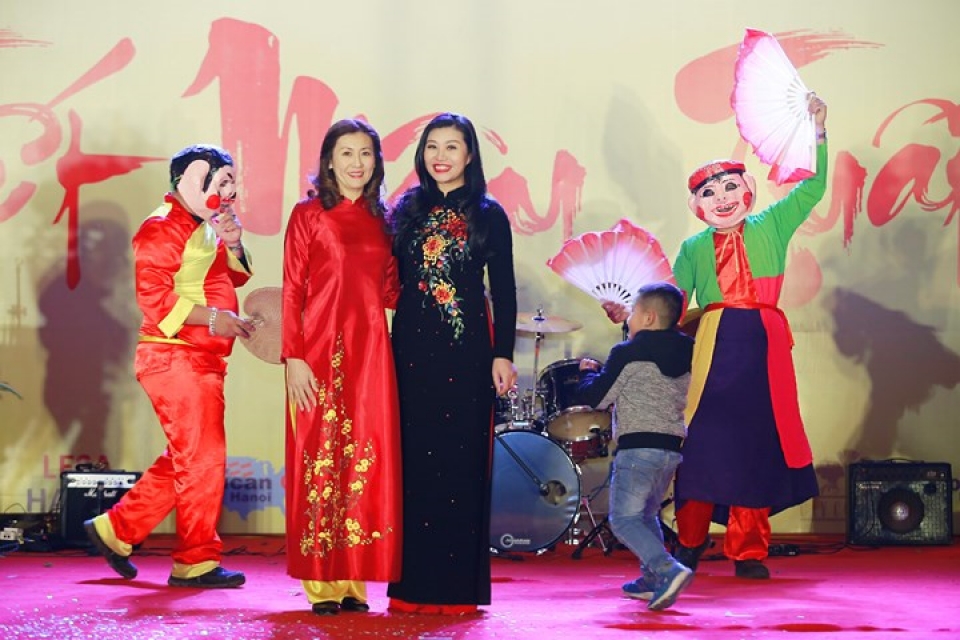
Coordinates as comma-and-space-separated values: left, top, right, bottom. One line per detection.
1, 535, 958, 639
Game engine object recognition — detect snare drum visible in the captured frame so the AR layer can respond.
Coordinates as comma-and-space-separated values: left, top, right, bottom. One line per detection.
545, 407, 611, 460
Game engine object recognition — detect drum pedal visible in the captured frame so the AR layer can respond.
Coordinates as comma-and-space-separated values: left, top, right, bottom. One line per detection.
572, 515, 614, 559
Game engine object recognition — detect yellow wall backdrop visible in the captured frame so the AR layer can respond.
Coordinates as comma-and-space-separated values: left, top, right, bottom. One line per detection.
1, 0, 958, 537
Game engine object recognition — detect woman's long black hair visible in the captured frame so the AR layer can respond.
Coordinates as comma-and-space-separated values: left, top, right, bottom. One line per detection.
309, 119, 386, 218
390, 113, 494, 257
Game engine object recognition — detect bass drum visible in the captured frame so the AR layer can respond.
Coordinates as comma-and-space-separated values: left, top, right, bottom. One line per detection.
490, 431, 580, 553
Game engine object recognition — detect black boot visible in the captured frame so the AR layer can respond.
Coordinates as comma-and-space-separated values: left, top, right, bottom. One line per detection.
674, 537, 711, 572
84, 519, 137, 579
168, 566, 246, 588
734, 559, 770, 579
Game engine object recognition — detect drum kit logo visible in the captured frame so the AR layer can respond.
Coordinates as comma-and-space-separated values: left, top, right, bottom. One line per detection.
490, 310, 613, 555
496, 533, 532, 549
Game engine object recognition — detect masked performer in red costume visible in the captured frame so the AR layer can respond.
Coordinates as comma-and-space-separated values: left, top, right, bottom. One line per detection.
281, 120, 402, 616
605, 96, 827, 579
86, 144, 255, 588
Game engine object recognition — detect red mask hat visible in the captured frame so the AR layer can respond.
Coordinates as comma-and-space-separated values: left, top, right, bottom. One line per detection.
687, 159, 757, 230
687, 160, 746, 193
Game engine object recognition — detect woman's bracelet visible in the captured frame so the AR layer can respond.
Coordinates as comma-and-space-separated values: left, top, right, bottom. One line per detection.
208, 307, 219, 336
226, 243, 243, 253
816, 128, 827, 142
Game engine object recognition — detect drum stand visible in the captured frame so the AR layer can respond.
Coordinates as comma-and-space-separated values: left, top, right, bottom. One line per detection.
523, 312, 548, 426
530, 309, 546, 402
571, 463, 615, 558
571, 493, 680, 560
572, 514, 614, 559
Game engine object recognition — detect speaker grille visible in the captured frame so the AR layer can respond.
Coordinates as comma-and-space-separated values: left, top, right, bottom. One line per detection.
59, 471, 141, 546
847, 461, 953, 546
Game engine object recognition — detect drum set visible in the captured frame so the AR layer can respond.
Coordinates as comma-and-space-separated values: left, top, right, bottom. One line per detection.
490, 310, 615, 555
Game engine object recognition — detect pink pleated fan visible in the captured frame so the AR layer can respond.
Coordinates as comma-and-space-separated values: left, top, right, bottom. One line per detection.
732, 28, 817, 185
546, 219, 675, 307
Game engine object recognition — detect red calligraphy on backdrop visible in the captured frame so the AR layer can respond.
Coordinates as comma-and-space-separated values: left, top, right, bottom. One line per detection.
2, 24, 959, 291
186, 18, 586, 238
675, 30, 882, 124
675, 29, 960, 300
0, 19, 585, 289
0, 37, 165, 288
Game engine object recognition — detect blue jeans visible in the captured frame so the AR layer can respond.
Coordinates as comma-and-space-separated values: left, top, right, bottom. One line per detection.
608, 448, 683, 585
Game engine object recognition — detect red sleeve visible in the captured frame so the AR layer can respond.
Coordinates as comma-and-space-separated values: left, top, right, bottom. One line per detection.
281, 202, 311, 361
226, 246, 253, 287
133, 219, 190, 336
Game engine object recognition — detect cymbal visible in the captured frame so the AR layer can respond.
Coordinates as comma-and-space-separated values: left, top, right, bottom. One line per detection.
516, 312, 583, 334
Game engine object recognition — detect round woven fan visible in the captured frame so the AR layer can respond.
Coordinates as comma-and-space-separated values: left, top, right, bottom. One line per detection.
238, 286, 282, 364
732, 28, 817, 185
546, 219, 674, 307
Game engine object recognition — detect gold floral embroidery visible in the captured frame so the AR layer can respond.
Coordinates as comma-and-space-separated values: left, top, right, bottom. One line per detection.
299, 334, 390, 557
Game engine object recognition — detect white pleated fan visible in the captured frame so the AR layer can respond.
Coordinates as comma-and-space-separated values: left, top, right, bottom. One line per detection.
732, 28, 817, 185
546, 219, 675, 307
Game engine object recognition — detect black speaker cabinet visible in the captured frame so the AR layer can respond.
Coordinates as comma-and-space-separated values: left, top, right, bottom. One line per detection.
59, 471, 141, 546
848, 461, 953, 546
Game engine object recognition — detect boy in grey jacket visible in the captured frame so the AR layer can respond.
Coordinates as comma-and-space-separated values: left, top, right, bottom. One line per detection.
578, 282, 694, 610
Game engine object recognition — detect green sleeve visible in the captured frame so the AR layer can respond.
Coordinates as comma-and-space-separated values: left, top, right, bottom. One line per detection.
673, 240, 694, 307
756, 141, 829, 241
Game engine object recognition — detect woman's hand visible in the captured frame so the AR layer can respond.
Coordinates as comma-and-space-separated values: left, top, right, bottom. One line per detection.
286, 358, 319, 412
492, 357, 518, 396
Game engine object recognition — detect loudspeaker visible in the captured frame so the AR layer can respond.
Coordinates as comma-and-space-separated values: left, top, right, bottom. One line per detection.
847, 461, 953, 546
59, 471, 141, 547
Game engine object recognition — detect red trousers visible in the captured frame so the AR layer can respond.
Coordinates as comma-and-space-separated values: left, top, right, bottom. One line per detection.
107, 343, 228, 566
676, 499, 771, 561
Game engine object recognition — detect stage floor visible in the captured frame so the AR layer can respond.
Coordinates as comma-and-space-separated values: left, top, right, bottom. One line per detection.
1, 535, 958, 639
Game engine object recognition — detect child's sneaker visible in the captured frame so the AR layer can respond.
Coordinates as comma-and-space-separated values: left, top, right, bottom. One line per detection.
621, 575, 657, 601
647, 564, 693, 611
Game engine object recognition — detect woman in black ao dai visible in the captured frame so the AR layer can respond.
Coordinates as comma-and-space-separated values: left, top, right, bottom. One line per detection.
387, 113, 518, 613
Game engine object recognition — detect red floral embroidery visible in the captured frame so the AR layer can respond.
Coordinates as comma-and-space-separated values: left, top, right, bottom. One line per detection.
412, 206, 468, 339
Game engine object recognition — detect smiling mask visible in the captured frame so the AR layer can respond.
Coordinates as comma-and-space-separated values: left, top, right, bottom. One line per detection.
687, 160, 757, 231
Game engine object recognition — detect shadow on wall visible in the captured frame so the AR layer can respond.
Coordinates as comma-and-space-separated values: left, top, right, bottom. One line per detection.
602, 85, 686, 248
809, 460, 848, 534
35, 204, 139, 458
827, 287, 960, 460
